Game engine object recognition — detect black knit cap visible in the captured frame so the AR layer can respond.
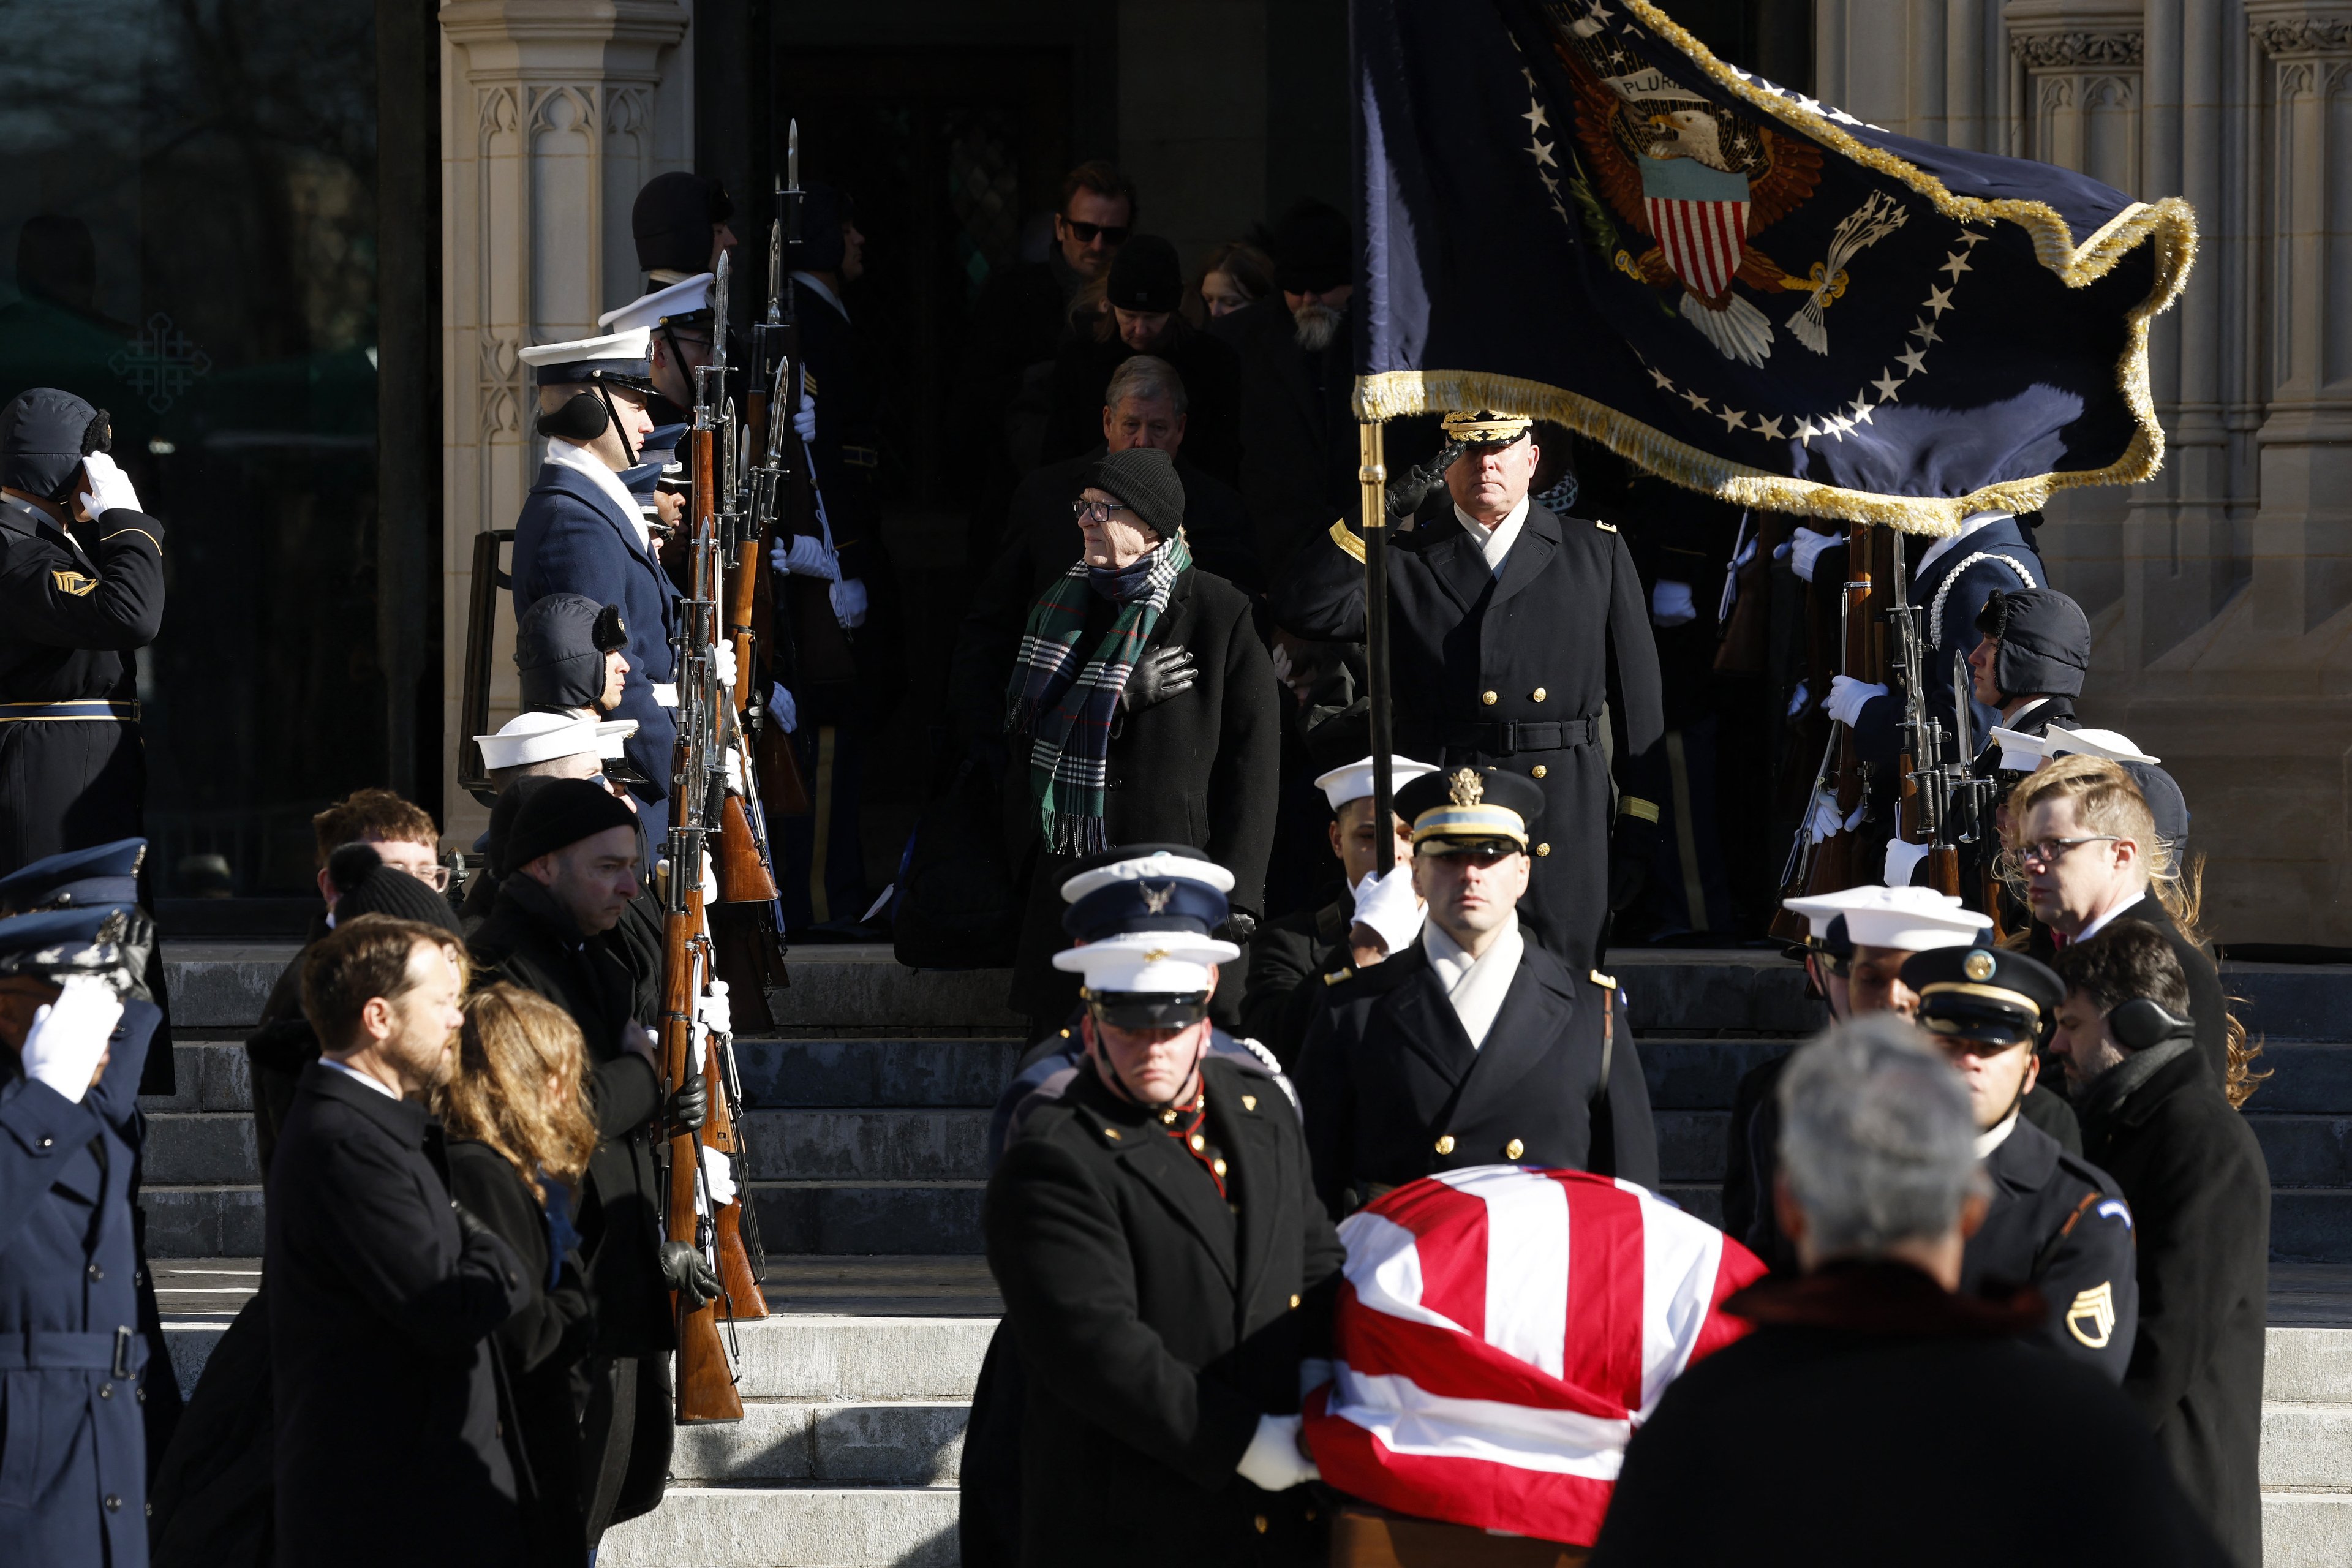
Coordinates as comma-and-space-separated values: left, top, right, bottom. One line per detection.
516, 593, 622, 712
1082, 447, 1185, 539
633, 172, 735, 275
505, 778, 638, 873
0, 387, 106, 502
1271, 200, 1351, 293
1107, 235, 1182, 314
326, 843, 462, 938
486, 775, 556, 878
1976, 587, 2090, 700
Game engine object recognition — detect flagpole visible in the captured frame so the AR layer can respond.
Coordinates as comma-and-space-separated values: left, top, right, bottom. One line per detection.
1359, 412, 1393, 876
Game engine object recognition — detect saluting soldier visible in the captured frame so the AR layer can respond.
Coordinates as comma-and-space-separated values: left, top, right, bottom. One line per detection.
1273, 410, 1664, 973
1298, 766, 1658, 1217
0, 894, 160, 1567
1907, 943, 2139, 1380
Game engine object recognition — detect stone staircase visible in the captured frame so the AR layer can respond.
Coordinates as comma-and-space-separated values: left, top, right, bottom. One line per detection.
144, 943, 2352, 1566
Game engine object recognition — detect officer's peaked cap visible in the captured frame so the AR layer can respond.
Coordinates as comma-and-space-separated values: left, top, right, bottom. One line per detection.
1398, 766, 1543, 852
0, 902, 149, 989
1904, 944, 2067, 1047
1063, 874, 1229, 944
1060, 843, 1233, 904
0, 837, 144, 916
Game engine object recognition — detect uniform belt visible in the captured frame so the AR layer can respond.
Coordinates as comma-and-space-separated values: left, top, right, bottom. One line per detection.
1440, 717, 1594, 755
0, 1327, 143, 1374
0, 700, 140, 723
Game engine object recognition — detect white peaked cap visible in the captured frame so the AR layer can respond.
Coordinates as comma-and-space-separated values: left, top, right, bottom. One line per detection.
1825, 884, 1987, 952
516, 326, 652, 369
476, 710, 603, 769
1780, 882, 1928, 941
597, 273, 715, 333
1988, 725, 2158, 768
594, 718, 638, 760
1060, 850, 1235, 904
1312, 755, 1441, 812
1052, 931, 1240, 994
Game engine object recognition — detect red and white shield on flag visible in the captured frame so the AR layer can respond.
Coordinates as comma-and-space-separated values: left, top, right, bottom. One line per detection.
1645, 195, 1749, 304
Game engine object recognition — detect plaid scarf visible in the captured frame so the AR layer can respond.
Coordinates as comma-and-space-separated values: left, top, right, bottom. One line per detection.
1007, 530, 1191, 855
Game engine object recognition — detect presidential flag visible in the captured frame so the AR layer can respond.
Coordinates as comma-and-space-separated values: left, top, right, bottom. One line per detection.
1303, 1166, 1765, 1545
1352, 0, 2196, 532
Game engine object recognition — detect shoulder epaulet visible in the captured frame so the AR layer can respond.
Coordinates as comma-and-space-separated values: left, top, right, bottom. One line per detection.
1324, 965, 1357, 986
1327, 517, 1366, 564
1589, 969, 1616, 990
1593, 519, 1620, 533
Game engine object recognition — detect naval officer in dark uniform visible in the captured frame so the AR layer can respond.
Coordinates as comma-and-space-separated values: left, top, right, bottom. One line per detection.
1907, 942, 2139, 1379
0, 391, 163, 873
1298, 766, 1658, 1217
1273, 411, 1664, 973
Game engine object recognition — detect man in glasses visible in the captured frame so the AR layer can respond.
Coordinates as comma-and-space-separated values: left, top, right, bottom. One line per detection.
1297, 765, 1657, 1218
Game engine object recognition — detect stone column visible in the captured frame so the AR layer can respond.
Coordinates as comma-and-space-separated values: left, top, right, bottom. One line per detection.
437, 0, 693, 836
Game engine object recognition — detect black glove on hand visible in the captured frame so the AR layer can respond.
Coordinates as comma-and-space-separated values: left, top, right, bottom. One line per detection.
659, 1240, 723, 1305
1608, 813, 1658, 913
1121, 646, 1199, 714
667, 1069, 708, 1134
1219, 910, 1257, 943
1384, 441, 1464, 525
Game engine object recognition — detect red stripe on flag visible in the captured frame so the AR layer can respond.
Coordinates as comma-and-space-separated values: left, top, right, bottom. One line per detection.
1368, 1177, 1492, 1339
1553, 1174, 1648, 1414
1305, 1386, 1618, 1547
1687, 1233, 1766, 1365
1333, 1281, 1628, 1419
1703, 203, 1735, 297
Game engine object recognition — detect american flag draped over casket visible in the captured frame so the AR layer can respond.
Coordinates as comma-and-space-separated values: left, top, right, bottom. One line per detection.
1303, 1166, 1766, 1545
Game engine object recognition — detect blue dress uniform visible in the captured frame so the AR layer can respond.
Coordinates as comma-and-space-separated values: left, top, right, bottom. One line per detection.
1961, 1116, 2139, 1380
1851, 511, 2046, 771
0, 903, 157, 1567
510, 329, 680, 846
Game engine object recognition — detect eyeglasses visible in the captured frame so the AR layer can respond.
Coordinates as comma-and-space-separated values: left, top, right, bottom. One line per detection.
2004, 835, 2121, 872
405, 863, 453, 892
1061, 217, 1131, 245
1071, 498, 1134, 526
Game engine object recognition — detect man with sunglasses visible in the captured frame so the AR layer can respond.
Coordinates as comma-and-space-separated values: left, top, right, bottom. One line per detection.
1297, 765, 1657, 1218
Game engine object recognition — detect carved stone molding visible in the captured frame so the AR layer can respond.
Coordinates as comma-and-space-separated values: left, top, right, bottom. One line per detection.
2010, 31, 2144, 67
2253, 16, 2352, 56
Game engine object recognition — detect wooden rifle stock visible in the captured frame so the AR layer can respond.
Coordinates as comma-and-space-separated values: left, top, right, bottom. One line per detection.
1926, 846, 1963, 897
662, 888, 744, 1424
698, 1028, 768, 1319
1714, 511, 1796, 676
714, 793, 780, 902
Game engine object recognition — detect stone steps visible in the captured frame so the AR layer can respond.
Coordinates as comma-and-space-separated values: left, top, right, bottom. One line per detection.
2263, 1328, 2352, 1568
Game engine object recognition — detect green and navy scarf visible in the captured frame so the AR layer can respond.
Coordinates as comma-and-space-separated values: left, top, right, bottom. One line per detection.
1006, 531, 1190, 854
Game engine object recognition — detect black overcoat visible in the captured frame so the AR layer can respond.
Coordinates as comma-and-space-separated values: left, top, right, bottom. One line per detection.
1039, 327, 1243, 487
1228, 300, 1356, 578
984, 1054, 1341, 1567
1237, 889, 1351, 1071
265, 1063, 531, 1568
1957, 1117, 2139, 1381
1273, 505, 1664, 971
2082, 1042, 2270, 1568
1297, 935, 1658, 1215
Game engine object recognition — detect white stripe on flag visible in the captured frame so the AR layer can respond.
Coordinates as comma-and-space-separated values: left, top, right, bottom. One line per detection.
1626, 1180, 1727, 1419
1345, 1213, 1464, 1333
1327, 1366, 1631, 1480
1480, 1168, 1568, 1379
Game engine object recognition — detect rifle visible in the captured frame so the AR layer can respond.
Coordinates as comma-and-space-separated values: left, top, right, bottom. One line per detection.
1947, 649, 2008, 937
1885, 533, 1962, 896
1770, 522, 1891, 937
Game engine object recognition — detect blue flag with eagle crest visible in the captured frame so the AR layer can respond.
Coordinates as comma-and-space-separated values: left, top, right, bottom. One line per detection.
1352, 0, 2195, 533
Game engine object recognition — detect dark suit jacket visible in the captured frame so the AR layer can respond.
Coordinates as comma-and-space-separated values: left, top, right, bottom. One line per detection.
984, 1054, 1343, 1566
2032, 895, 2229, 1084
266, 1063, 531, 1567
511, 460, 679, 802
1297, 934, 1659, 1215
1238, 890, 1351, 1071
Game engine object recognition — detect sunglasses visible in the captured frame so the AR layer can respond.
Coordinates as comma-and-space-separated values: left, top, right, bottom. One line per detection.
1061, 217, 1131, 245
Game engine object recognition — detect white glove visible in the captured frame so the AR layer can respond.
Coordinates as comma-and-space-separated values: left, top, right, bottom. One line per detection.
20, 976, 124, 1103
1789, 528, 1845, 584
793, 393, 818, 444
698, 1144, 739, 1208
1884, 836, 1931, 888
712, 639, 739, 692
1235, 1412, 1319, 1491
1350, 862, 1424, 955
1823, 674, 1887, 727
769, 682, 798, 735
1803, 787, 1847, 845
77, 451, 142, 519
1649, 579, 1697, 627
771, 533, 840, 581
723, 745, 746, 797
830, 576, 869, 629
700, 850, 718, 905
1785, 679, 1809, 720
695, 979, 733, 1042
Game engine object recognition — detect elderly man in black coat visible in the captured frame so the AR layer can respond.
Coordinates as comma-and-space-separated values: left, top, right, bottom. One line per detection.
997, 445, 1278, 1038
1591, 1017, 2228, 1568
266, 916, 532, 1568
2054, 924, 2269, 1567
1039, 236, 1242, 486
1230, 201, 1364, 579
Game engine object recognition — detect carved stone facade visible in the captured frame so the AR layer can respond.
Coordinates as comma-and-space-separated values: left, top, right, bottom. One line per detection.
437, 1, 694, 835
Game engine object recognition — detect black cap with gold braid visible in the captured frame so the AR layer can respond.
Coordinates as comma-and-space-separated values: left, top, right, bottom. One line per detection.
1439, 409, 1534, 447
1396, 765, 1545, 854
1901, 945, 2067, 1047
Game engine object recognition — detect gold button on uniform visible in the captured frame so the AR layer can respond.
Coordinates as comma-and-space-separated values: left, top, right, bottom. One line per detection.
1531, 764, 1547, 778
1536, 843, 1550, 857
1212, 1159, 1228, 1177
1505, 1139, 1525, 1161
1532, 687, 1547, 702
1189, 1134, 1206, 1152
1481, 690, 1498, 705
1289, 1293, 1302, 1309
1161, 1109, 1178, 1125
1255, 1515, 1270, 1534
1434, 1134, 1456, 1155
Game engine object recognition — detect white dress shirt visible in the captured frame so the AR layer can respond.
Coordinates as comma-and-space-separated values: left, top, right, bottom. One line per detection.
1422, 914, 1524, 1050
545, 435, 652, 552
318, 1056, 401, 1099
1452, 495, 1531, 576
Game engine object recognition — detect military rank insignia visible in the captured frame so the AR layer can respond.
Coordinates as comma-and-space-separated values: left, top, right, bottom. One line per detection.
2067, 1281, 2117, 1349
51, 570, 94, 597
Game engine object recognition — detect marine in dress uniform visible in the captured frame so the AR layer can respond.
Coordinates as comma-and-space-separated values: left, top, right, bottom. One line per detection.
1297, 766, 1659, 1217
1906, 943, 2139, 1379
0, 898, 159, 1568
982, 912, 1338, 1567
1273, 411, 1665, 974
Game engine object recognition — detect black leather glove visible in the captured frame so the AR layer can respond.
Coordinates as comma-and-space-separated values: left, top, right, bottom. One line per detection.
1120, 646, 1198, 714
666, 1069, 708, 1134
1608, 812, 1659, 913
1384, 441, 1464, 525
659, 1240, 723, 1305
1219, 910, 1257, 943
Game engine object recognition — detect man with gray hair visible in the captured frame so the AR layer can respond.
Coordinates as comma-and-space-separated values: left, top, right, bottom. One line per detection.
1590, 1016, 2227, 1568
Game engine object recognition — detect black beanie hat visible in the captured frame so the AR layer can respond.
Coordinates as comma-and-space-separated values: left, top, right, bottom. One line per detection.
1107, 235, 1182, 314
327, 843, 462, 937
785, 184, 853, 274
486, 775, 557, 879
505, 778, 638, 873
1082, 447, 1185, 539
516, 593, 621, 713
633, 172, 736, 275
0, 387, 106, 502
1272, 200, 1351, 294
1976, 587, 2090, 701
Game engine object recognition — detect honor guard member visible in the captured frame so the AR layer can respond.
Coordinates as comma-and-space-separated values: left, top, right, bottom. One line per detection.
599, 274, 716, 431
1239, 736, 1436, 1068
621, 420, 688, 542
1273, 410, 1664, 974
1907, 943, 2140, 1380
981, 908, 1340, 1567
0, 895, 159, 1567
631, 171, 737, 289
511, 326, 736, 848
1297, 766, 1658, 1218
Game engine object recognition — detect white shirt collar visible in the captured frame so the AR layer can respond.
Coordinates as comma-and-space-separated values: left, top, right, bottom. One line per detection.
544, 437, 651, 552
1452, 495, 1531, 576
2073, 888, 2146, 946
319, 1055, 402, 1100
1422, 914, 1524, 1050
1913, 508, 2010, 580
1974, 1110, 2020, 1159
790, 270, 848, 322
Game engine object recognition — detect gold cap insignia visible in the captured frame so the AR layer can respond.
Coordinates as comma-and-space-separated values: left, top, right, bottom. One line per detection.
1142, 947, 1170, 964
1447, 768, 1485, 807
1140, 882, 1174, 915
2066, 1282, 2116, 1349
1964, 949, 1997, 982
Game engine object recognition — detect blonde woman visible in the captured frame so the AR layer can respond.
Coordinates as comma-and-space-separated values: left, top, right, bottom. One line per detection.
438, 983, 600, 1568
